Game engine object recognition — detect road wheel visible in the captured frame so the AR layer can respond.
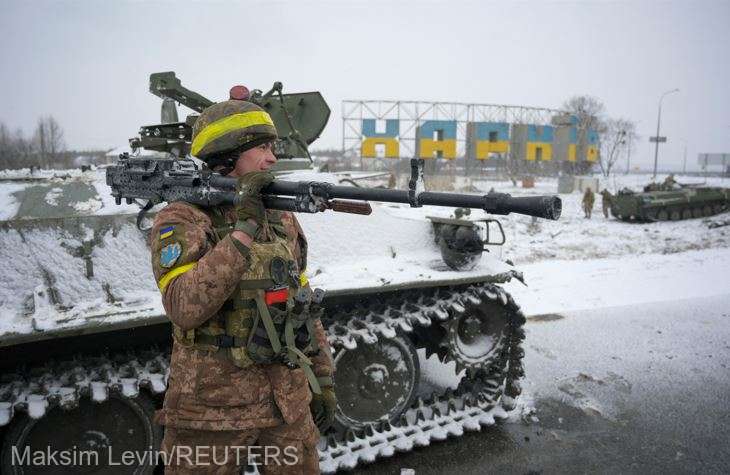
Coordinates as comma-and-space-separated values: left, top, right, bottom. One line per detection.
1, 393, 161, 474
692, 207, 703, 219
670, 209, 681, 221
657, 209, 669, 221
333, 334, 420, 431
703, 205, 713, 217
713, 204, 724, 215
681, 208, 692, 220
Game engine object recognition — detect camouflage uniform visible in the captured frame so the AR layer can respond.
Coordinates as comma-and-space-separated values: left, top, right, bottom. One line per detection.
150, 202, 333, 474
600, 189, 613, 218
582, 188, 595, 219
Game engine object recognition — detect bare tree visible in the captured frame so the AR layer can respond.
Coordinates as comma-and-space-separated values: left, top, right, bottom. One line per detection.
597, 118, 637, 177
562, 96, 606, 174
34, 116, 65, 167
0, 122, 38, 169
562, 95, 606, 132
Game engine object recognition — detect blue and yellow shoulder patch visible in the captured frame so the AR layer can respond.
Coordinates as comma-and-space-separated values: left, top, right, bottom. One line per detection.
159, 225, 175, 240
160, 242, 182, 268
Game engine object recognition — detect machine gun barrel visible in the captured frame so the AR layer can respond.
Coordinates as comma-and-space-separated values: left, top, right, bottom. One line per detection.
108, 157, 561, 221
209, 175, 562, 220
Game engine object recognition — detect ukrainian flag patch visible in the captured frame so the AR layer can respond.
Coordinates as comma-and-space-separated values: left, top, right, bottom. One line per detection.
159, 225, 174, 240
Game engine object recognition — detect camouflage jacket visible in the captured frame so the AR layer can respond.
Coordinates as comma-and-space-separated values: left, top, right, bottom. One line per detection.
149, 202, 333, 430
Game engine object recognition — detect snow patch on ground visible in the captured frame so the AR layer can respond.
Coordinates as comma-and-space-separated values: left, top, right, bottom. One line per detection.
44, 187, 63, 206
72, 198, 103, 213
0, 183, 24, 220
504, 247, 730, 316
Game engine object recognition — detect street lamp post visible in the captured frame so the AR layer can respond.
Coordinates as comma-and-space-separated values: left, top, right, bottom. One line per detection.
652, 88, 679, 179
625, 132, 633, 174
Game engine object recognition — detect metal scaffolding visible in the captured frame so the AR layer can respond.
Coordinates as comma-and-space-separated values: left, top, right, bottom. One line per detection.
342, 100, 565, 159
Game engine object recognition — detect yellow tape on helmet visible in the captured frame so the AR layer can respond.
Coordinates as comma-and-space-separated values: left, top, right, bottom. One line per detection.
191, 111, 275, 156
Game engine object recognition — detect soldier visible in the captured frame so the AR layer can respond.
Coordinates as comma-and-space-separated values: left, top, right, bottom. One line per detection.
663, 173, 677, 190
150, 95, 336, 474
582, 187, 595, 219
600, 189, 613, 218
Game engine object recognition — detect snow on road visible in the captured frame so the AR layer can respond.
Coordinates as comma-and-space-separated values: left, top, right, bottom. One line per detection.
522, 294, 730, 422
501, 246, 730, 423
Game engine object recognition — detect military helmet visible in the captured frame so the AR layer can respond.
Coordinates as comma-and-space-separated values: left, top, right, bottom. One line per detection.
191, 99, 277, 161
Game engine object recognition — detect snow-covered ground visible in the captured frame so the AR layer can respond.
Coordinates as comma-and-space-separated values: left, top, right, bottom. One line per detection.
377, 172, 730, 265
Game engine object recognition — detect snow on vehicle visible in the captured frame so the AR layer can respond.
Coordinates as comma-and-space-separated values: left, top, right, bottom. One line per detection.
0, 73, 561, 473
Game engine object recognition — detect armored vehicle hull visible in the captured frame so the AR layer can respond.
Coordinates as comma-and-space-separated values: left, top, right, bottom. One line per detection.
611, 185, 730, 222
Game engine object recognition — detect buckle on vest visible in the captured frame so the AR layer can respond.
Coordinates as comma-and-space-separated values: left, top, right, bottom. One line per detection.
216, 335, 235, 348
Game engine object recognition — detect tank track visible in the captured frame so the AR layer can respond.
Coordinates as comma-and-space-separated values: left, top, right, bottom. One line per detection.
0, 349, 170, 426
319, 283, 526, 472
0, 283, 526, 474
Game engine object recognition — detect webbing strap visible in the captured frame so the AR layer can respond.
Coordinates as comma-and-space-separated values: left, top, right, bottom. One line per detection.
285, 318, 320, 394
300, 357, 321, 395
254, 291, 282, 355
194, 334, 247, 348
239, 279, 276, 290
305, 318, 320, 352
221, 299, 256, 311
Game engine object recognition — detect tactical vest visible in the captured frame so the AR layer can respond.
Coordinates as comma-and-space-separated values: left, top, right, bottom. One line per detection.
171, 208, 323, 394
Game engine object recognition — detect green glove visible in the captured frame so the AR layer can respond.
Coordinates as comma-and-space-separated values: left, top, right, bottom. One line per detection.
234, 171, 274, 229
310, 385, 337, 433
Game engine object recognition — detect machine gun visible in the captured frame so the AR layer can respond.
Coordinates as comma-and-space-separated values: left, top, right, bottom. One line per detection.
106, 156, 562, 227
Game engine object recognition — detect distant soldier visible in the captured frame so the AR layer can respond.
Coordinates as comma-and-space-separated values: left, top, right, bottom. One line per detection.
663, 174, 677, 190
582, 187, 595, 219
600, 189, 613, 218
388, 172, 396, 189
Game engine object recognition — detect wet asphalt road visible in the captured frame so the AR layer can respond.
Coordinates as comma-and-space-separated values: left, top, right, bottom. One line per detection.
350, 295, 730, 474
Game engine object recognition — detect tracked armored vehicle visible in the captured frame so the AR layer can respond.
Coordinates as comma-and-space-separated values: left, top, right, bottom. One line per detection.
0, 73, 551, 473
611, 181, 730, 222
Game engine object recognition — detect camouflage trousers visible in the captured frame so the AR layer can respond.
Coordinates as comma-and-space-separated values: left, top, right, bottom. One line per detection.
160, 411, 320, 474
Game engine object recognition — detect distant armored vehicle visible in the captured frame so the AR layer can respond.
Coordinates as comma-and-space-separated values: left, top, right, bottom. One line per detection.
611, 181, 729, 222
0, 72, 561, 473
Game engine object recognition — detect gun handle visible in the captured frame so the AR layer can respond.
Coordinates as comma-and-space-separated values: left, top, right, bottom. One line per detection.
328, 200, 372, 215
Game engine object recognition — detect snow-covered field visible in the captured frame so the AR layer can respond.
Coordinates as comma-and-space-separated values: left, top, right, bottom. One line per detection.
376, 172, 730, 265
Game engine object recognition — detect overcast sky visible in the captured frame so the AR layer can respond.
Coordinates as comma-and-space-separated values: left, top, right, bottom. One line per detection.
1, 0, 728, 171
